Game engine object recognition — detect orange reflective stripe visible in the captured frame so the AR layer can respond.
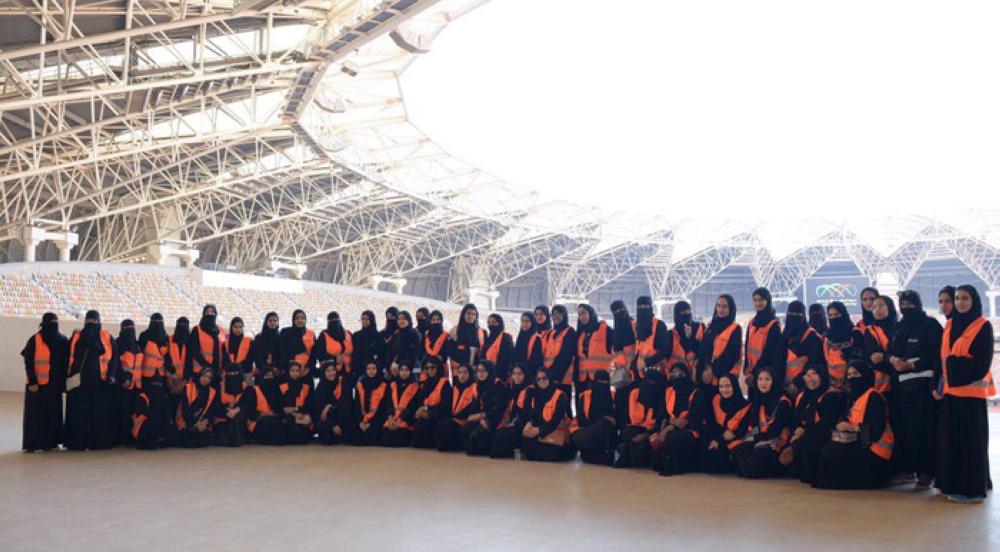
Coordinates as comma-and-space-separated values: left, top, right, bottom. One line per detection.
577, 322, 613, 382
712, 323, 740, 373
424, 332, 449, 357
541, 388, 566, 424
668, 329, 698, 372
484, 333, 505, 364
452, 384, 478, 418
323, 331, 353, 372
70, 330, 114, 381
225, 336, 252, 365
848, 388, 894, 460
823, 338, 847, 381
542, 327, 570, 369
193, 327, 216, 370
628, 387, 656, 429
386, 382, 420, 429
30, 333, 51, 386
169, 338, 187, 379
746, 319, 779, 370
423, 378, 447, 407
941, 317, 995, 399
785, 328, 817, 382
293, 330, 315, 368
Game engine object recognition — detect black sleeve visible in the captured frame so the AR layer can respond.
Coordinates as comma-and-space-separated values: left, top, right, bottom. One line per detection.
861, 392, 887, 447
946, 322, 994, 387
496, 335, 514, 381
538, 393, 569, 437
918, 319, 944, 384
528, 338, 543, 372
863, 331, 892, 376
551, 329, 577, 383
760, 323, 783, 371
21, 336, 37, 385
712, 327, 742, 378
793, 333, 826, 389
644, 320, 672, 366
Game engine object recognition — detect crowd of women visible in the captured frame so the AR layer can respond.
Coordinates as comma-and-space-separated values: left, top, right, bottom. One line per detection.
20, 284, 995, 503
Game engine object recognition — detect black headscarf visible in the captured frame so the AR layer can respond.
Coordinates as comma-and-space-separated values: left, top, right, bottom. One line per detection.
474, 360, 497, 398
950, 284, 983, 342
589, 369, 614, 417
484, 314, 505, 351
576, 304, 599, 334
118, 319, 139, 354
550, 305, 569, 333
315, 361, 343, 402
359, 364, 385, 397
801, 362, 830, 402
37, 312, 63, 352
454, 303, 481, 346
425, 310, 444, 343
782, 300, 808, 344
751, 287, 776, 327
532, 367, 557, 406
860, 286, 880, 326
280, 309, 308, 361
667, 363, 694, 411
258, 312, 279, 348
939, 286, 956, 319
638, 368, 667, 409
610, 300, 635, 351
326, 311, 346, 342
534, 305, 552, 332
708, 294, 737, 334
846, 360, 875, 405
896, 290, 926, 334
751, 366, 782, 414
139, 313, 168, 348
672, 300, 699, 351
808, 303, 828, 334
636, 296, 655, 340
383, 307, 399, 335
825, 301, 853, 342
416, 307, 431, 335
227, 317, 245, 358
173, 316, 190, 346
515, 312, 536, 360
716, 373, 747, 415
452, 364, 475, 395
873, 295, 898, 336
198, 305, 218, 336
359, 310, 379, 338
508, 363, 531, 400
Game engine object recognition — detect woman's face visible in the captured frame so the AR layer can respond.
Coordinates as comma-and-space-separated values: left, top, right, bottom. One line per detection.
701, 368, 714, 385
955, 289, 973, 314
577, 306, 590, 324
669, 367, 685, 381
938, 292, 954, 317
199, 371, 213, 386
400, 365, 412, 380
366, 363, 378, 378
535, 372, 550, 390
715, 297, 729, 318
803, 369, 821, 390
289, 363, 303, 380
457, 365, 471, 384
324, 365, 337, 381
423, 362, 438, 378
204, 306, 217, 317
475, 364, 489, 382
718, 377, 734, 399
432, 313, 443, 325
861, 290, 877, 312
388, 364, 399, 379
827, 306, 841, 320
757, 372, 773, 394
847, 366, 861, 380
534, 308, 547, 325
511, 367, 525, 385
294, 312, 306, 327
386, 310, 396, 323
521, 315, 533, 332
397, 316, 409, 329
873, 298, 890, 321
463, 308, 478, 324
231, 321, 243, 336
361, 314, 371, 329
752, 293, 767, 313
552, 309, 565, 325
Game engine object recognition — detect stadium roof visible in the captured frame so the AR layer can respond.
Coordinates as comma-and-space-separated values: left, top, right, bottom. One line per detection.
1, 0, 999, 304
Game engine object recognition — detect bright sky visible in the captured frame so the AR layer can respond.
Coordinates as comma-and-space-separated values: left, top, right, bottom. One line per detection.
401, 0, 1000, 231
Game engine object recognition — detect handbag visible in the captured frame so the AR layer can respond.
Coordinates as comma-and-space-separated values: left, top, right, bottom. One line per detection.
831, 430, 858, 444
539, 428, 569, 447
610, 366, 632, 389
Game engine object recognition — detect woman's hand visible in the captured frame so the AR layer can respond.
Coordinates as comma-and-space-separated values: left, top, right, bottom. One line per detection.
28, 384, 39, 393
321, 405, 333, 422
870, 352, 884, 365
360, 421, 370, 432
835, 421, 856, 432
722, 429, 735, 441
708, 440, 719, 450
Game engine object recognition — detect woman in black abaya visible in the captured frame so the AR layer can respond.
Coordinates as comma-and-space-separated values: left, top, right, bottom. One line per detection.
21, 312, 69, 451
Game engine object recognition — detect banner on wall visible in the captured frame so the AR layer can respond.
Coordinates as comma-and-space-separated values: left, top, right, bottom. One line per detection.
803, 276, 870, 315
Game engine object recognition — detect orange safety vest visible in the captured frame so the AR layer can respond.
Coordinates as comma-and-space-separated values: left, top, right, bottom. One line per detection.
424, 332, 449, 359
746, 318, 779, 372
712, 394, 750, 450
484, 333, 505, 365
451, 383, 479, 423
632, 318, 668, 377
139, 340, 168, 381
422, 377, 448, 408
823, 337, 848, 382
169, 337, 187, 379
756, 396, 791, 450
865, 325, 892, 394
570, 388, 592, 433
131, 393, 150, 439
668, 324, 704, 373
28, 333, 51, 386
294, 329, 316, 369
120, 350, 140, 389
279, 382, 310, 410
577, 322, 614, 383
941, 317, 995, 399
70, 329, 113, 381
848, 388, 895, 461
386, 381, 420, 430
322, 331, 353, 372
190, 326, 218, 374
539, 388, 569, 426
785, 328, 818, 383
541, 327, 571, 369
712, 322, 741, 377
247, 386, 275, 432
176, 382, 217, 430
356, 381, 387, 424
664, 386, 691, 422
627, 387, 657, 429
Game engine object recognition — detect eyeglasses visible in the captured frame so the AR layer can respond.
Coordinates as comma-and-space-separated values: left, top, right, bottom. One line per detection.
536, 376, 549, 382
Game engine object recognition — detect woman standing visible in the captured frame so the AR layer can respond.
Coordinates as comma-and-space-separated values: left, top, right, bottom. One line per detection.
667, 301, 703, 378
776, 301, 824, 396
610, 300, 637, 376
482, 315, 515, 382
21, 312, 69, 452
938, 286, 956, 320
422, 310, 452, 370
252, 312, 280, 379
386, 311, 421, 378
857, 286, 880, 333
936, 284, 994, 503
541, 305, 577, 390
513, 312, 543, 379
521, 368, 574, 462
186, 306, 222, 381
809, 303, 828, 335
697, 295, 742, 384
215, 317, 252, 447
571, 369, 617, 465
65, 310, 116, 451
813, 362, 894, 490
279, 309, 315, 381
890, 290, 943, 489
449, 304, 486, 373
745, 288, 782, 392
632, 296, 670, 380
864, 295, 898, 397
352, 310, 382, 377
313, 312, 353, 381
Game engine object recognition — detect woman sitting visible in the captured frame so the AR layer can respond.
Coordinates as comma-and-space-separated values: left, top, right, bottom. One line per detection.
312, 361, 350, 445
411, 358, 452, 449
521, 368, 574, 462
571, 369, 617, 465
698, 372, 750, 473
176, 367, 218, 448
351, 362, 388, 446
464, 361, 511, 456
614, 369, 666, 468
813, 362, 894, 490
780, 363, 844, 484
381, 362, 421, 447
733, 368, 793, 478
489, 363, 534, 459
435, 364, 479, 452
650, 363, 700, 476
281, 361, 313, 445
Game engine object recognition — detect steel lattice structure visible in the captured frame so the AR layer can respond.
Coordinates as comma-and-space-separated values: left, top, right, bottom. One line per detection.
1, 0, 999, 310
